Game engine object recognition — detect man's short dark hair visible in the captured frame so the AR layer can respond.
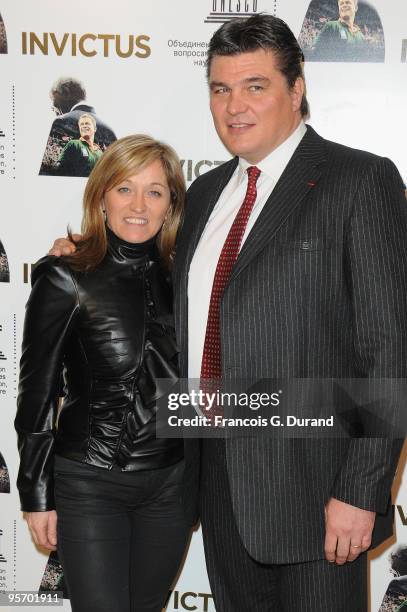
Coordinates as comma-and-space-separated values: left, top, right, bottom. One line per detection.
51, 77, 86, 107
206, 13, 309, 117
391, 546, 407, 576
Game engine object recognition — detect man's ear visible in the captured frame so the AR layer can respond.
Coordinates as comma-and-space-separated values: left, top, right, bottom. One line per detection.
291, 77, 305, 113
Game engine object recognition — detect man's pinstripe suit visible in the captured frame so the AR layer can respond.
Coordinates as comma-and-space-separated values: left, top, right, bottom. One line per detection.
174, 125, 407, 609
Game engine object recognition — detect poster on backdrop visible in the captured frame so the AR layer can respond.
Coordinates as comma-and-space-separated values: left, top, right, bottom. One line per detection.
0, 1, 406, 611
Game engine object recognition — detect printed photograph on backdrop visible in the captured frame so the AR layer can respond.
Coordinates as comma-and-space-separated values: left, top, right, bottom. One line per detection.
0, 452, 10, 493
379, 545, 407, 611
0, 239, 10, 283
298, 0, 385, 62
0, 12, 7, 54
39, 77, 117, 177
39, 551, 68, 598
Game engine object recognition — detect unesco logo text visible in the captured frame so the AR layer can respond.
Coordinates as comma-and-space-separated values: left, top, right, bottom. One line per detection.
205, 0, 258, 23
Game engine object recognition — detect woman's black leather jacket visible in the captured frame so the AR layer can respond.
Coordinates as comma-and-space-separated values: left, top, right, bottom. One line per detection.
15, 229, 182, 512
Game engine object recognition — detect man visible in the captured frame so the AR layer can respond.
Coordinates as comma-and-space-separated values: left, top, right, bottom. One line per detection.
39, 77, 116, 176
57, 113, 102, 177
379, 546, 407, 612
380, 546, 407, 609
0, 239, 9, 282
173, 14, 406, 611
312, 0, 368, 61
0, 12, 7, 54
51, 14, 406, 611
0, 452, 10, 494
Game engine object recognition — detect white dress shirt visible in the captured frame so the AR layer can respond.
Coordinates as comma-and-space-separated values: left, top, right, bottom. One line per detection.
187, 122, 307, 378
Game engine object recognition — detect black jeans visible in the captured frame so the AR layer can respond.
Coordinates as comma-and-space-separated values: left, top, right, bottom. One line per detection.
54, 456, 190, 612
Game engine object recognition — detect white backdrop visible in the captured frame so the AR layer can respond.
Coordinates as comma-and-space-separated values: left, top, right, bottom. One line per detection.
0, 1, 406, 610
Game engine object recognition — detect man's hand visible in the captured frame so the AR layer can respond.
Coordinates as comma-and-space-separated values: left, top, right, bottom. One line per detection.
26, 510, 58, 551
324, 497, 375, 564
49, 234, 81, 256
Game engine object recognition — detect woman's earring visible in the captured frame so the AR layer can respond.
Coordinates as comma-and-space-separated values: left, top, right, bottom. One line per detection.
101, 198, 107, 222
162, 212, 170, 229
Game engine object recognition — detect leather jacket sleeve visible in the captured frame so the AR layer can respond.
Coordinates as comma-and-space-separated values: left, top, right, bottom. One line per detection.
15, 256, 79, 511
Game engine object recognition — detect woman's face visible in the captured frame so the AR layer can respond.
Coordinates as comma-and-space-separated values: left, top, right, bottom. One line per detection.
104, 159, 171, 243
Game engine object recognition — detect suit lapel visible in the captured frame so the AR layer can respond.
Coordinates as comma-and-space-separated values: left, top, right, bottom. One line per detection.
229, 125, 327, 283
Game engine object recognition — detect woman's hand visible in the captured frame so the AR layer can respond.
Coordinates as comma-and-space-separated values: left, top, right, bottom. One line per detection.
26, 510, 58, 551
49, 234, 81, 256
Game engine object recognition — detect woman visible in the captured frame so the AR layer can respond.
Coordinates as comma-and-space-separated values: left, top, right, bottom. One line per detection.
15, 135, 193, 612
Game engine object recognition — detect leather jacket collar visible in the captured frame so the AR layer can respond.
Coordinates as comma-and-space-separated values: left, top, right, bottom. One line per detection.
106, 225, 157, 263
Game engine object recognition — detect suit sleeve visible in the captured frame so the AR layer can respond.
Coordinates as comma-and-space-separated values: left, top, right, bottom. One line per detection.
331, 157, 407, 513
15, 257, 79, 512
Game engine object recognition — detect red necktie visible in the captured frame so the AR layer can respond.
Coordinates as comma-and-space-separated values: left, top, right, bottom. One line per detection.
200, 165, 261, 383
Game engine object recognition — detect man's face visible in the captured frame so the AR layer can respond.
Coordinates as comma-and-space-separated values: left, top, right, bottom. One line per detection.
209, 49, 304, 164
51, 91, 69, 115
338, 0, 356, 21
79, 117, 96, 140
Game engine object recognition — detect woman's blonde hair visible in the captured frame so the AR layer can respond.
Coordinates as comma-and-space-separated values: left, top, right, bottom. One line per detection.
66, 134, 185, 271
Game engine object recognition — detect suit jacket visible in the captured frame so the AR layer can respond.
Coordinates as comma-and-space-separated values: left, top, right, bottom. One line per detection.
173, 125, 407, 564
